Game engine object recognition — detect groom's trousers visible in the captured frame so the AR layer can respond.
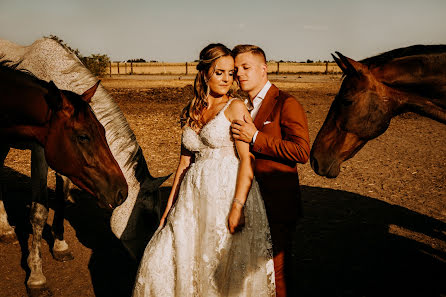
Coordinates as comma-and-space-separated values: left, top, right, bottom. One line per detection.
270, 223, 297, 297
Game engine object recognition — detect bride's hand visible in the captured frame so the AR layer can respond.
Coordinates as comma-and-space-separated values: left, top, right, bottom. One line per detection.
228, 203, 245, 234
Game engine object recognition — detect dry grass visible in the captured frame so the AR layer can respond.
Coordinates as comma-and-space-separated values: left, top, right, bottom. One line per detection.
101, 78, 194, 89
108, 62, 341, 75
268, 62, 340, 74
110, 62, 195, 75
100, 74, 343, 90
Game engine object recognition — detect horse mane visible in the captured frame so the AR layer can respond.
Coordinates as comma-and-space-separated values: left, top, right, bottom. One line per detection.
360, 44, 446, 67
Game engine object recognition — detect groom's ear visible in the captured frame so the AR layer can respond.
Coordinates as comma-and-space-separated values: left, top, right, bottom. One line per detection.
261, 63, 267, 75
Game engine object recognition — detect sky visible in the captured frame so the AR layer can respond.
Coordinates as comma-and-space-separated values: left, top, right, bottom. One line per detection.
1, 0, 445, 62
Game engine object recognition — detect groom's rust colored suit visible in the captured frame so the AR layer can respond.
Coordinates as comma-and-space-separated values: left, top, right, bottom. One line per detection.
251, 84, 310, 297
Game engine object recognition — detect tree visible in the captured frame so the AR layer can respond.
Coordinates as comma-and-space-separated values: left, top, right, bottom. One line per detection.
46, 35, 110, 77
82, 54, 110, 77
127, 58, 146, 63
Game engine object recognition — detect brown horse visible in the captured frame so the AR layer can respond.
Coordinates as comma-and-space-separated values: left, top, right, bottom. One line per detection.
0, 61, 128, 292
311, 45, 446, 178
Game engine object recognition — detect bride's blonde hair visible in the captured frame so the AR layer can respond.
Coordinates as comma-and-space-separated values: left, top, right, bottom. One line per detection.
181, 43, 232, 129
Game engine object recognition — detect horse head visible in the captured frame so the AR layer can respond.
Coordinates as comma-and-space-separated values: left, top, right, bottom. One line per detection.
310, 52, 397, 178
44, 81, 128, 209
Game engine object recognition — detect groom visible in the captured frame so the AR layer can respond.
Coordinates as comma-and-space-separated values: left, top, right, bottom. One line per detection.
231, 44, 310, 297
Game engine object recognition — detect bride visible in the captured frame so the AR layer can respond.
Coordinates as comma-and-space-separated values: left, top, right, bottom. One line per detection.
133, 43, 275, 297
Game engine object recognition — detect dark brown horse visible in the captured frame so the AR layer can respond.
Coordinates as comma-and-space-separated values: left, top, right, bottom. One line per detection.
0, 61, 128, 292
311, 45, 446, 178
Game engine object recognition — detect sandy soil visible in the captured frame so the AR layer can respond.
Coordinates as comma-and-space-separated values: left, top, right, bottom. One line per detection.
1, 75, 445, 297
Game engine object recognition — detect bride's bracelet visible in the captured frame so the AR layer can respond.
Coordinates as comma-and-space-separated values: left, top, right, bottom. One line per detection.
233, 198, 245, 208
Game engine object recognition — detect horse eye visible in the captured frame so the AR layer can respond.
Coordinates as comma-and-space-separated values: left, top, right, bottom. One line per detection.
341, 99, 353, 106
78, 134, 90, 143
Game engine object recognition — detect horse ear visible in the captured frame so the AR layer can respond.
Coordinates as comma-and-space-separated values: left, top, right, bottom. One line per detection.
45, 81, 63, 111
81, 80, 100, 103
46, 81, 74, 117
332, 53, 348, 73
335, 52, 367, 77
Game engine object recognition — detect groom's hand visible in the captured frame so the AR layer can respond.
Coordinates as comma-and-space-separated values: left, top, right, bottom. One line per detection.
228, 203, 245, 234
231, 114, 257, 144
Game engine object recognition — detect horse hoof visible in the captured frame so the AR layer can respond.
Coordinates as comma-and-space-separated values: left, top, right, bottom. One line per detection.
27, 285, 52, 297
52, 249, 74, 262
0, 230, 17, 243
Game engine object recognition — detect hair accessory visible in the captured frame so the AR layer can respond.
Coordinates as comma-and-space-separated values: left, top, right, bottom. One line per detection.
196, 54, 226, 71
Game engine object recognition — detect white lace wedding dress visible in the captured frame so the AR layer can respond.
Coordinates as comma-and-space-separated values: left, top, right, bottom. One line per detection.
133, 98, 275, 297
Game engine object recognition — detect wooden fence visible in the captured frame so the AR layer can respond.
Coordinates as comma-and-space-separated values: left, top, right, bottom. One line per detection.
108, 62, 341, 76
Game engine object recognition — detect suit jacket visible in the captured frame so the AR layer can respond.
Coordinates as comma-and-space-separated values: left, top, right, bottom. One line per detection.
251, 84, 310, 223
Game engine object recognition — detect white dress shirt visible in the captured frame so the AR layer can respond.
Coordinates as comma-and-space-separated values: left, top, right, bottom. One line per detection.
245, 81, 272, 144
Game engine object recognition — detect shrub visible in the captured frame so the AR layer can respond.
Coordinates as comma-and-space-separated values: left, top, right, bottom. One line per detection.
81, 54, 110, 77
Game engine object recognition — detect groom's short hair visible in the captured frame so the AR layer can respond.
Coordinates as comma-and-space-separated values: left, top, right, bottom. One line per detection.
232, 44, 267, 64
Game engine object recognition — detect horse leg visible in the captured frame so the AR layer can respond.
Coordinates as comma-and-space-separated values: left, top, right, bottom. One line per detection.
0, 199, 15, 242
27, 145, 51, 294
60, 173, 76, 203
0, 145, 16, 242
51, 173, 74, 262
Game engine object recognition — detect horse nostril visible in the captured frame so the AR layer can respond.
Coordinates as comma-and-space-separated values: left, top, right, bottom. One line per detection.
116, 188, 127, 206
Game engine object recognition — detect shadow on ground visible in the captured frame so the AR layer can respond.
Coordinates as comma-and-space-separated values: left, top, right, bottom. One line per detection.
296, 185, 446, 297
63, 190, 138, 297
2, 168, 445, 297
2, 167, 137, 297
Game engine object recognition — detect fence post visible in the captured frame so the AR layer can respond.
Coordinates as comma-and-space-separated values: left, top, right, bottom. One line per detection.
130, 62, 133, 75
109, 62, 112, 77
117, 62, 120, 75
185, 62, 188, 75
325, 61, 328, 74
276, 62, 280, 75
125, 62, 127, 74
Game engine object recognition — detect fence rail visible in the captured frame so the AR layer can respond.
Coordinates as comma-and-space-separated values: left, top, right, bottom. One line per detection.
108, 62, 341, 76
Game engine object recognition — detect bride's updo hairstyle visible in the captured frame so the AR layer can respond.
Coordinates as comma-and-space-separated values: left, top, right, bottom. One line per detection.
181, 43, 232, 129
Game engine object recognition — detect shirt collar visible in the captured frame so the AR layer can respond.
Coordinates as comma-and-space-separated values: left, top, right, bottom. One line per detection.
245, 81, 272, 110
256, 81, 272, 101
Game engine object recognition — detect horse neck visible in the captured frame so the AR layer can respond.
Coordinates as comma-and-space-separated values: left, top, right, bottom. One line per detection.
386, 83, 446, 124
369, 53, 446, 124
370, 53, 446, 102
0, 70, 52, 145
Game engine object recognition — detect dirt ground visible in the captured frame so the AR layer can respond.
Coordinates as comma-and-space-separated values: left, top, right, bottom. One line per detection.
1, 74, 445, 297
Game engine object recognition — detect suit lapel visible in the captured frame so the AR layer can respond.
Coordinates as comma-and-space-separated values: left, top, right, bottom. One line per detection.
254, 84, 279, 130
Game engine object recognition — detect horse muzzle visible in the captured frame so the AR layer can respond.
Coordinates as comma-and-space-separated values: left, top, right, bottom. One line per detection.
310, 152, 341, 178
